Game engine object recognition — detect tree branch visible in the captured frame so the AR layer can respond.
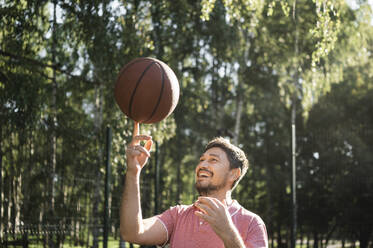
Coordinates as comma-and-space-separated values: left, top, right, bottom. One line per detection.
0, 49, 100, 85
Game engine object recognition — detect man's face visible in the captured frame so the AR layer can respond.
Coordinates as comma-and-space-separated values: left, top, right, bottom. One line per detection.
195, 147, 232, 196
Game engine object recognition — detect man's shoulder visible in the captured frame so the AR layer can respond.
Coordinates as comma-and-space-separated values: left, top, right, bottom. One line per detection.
165, 204, 194, 215
157, 204, 195, 224
232, 201, 266, 226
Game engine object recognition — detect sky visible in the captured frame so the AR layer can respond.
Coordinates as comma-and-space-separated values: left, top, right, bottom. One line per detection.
347, 0, 373, 24
346, 0, 373, 9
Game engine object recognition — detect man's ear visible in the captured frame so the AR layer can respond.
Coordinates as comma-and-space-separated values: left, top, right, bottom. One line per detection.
230, 168, 241, 182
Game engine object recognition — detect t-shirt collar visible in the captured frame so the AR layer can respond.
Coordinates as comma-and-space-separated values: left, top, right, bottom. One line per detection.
228, 200, 240, 217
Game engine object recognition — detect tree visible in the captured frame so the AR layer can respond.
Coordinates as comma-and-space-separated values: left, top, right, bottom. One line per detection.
1, 0, 372, 247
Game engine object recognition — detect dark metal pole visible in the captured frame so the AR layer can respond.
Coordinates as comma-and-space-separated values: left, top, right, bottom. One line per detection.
291, 122, 297, 248
154, 141, 159, 215
291, 1, 298, 247
0, 138, 3, 242
103, 127, 112, 248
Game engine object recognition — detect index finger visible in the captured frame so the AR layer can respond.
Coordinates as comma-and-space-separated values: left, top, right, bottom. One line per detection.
131, 121, 140, 145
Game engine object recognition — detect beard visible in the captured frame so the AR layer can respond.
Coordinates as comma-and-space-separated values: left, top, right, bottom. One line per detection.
195, 175, 229, 196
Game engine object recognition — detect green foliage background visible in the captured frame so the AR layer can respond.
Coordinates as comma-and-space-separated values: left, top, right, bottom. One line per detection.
0, 0, 372, 247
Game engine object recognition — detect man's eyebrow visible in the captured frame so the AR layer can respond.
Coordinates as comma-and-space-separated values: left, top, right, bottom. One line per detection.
204, 153, 220, 158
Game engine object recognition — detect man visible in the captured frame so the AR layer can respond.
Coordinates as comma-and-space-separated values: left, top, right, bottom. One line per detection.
120, 122, 268, 247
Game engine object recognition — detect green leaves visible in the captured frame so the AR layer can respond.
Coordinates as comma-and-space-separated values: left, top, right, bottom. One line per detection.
267, 0, 290, 17
310, 0, 342, 66
1, 0, 372, 246
201, 0, 217, 21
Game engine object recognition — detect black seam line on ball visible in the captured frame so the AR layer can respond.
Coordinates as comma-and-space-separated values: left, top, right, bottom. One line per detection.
116, 58, 143, 110
144, 62, 165, 123
129, 61, 156, 119
118, 58, 145, 81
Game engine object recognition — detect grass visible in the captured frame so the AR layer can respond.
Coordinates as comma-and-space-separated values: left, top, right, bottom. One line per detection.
6, 235, 366, 248
5, 235, 142, 248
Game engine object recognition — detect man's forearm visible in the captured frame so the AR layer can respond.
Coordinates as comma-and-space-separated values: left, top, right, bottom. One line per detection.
120, 171, 143, 241
220, 223, 246, 248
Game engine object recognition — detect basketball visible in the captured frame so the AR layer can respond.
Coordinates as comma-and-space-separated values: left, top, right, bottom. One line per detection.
114, 57, 180, 124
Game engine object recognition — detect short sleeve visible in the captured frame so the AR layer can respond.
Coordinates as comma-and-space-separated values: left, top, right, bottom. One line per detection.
245, 215, 268, 248
156, 206, 179, 244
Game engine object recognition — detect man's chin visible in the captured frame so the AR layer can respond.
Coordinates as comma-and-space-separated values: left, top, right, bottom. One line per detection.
195, 182, 217, 196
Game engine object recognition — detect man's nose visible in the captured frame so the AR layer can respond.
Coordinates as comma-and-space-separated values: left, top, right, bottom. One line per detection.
198, 161, 209, 169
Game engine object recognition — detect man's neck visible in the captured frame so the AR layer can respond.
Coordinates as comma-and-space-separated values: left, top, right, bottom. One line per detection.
204, 190, 233, 206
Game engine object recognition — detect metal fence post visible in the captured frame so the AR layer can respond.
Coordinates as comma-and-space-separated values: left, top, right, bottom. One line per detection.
104, 126, 112, 248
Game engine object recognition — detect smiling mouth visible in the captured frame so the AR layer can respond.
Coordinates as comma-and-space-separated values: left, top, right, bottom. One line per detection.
197, 169, 213, 178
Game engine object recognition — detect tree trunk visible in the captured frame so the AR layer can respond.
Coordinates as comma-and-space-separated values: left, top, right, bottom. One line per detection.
270, 236, 274, 248
151, 0, 164, 59
233, 92, 243, 145
50, 0, 58, 215
313, 232, 319, 248
9, 134, 16, 239
291, 1, 299, 248
359, 225, 372, 248
47, 2, 58, 247
0, 134, 3, 241
277, 226, 283, 248
211, 58, 224, 134
15, 174, 22, 233
119, 237, 126, 248
325, 222, 337, 248
307, 234, 310, 248
176, 147, 181, 204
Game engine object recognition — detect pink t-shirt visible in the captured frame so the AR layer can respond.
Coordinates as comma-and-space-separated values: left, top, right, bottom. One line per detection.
156, 200, 268, 248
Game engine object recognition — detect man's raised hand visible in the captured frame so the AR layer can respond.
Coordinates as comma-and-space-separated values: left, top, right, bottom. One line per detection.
126, 121, 153, 174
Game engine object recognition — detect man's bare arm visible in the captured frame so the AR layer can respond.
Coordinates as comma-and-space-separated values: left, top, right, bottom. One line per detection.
119, 122, 167, 245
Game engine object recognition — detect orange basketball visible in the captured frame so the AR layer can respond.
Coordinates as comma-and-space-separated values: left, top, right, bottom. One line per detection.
114, 57, 180, 124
